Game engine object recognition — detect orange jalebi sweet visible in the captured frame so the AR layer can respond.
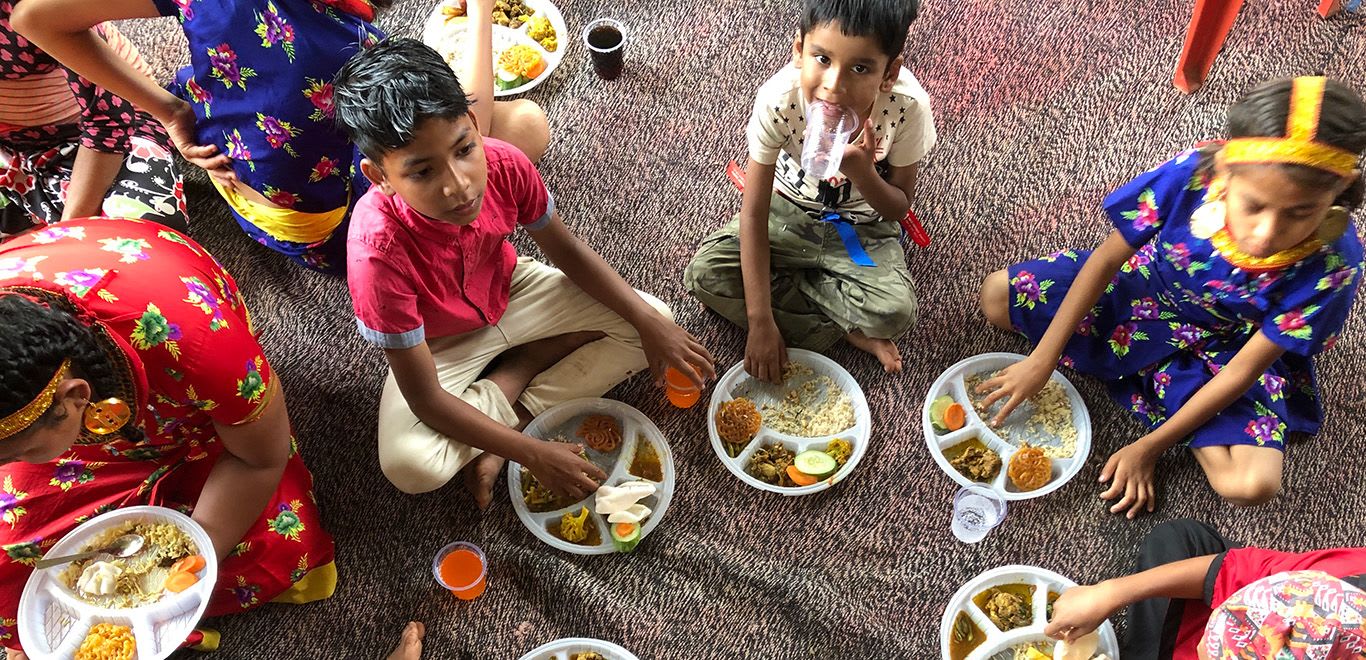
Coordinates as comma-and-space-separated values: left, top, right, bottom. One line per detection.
577, 415, 622, 452
716, 397, 762, 446
1007, 445, 1052, 492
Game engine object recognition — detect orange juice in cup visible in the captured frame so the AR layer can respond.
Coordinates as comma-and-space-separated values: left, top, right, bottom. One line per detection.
433, 542, 487, 600
664, 367, 701, 409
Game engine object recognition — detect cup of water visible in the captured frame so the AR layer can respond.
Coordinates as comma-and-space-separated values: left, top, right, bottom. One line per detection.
951, 485, 1006, 543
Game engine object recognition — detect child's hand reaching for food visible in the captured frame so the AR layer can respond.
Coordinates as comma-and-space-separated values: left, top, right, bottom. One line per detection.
1044, 583, 1124, 642
975, 354, 1054, 426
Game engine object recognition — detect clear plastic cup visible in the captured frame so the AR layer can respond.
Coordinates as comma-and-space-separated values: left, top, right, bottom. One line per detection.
583, 18, 627, 80
432, 541, 487, 600
950, 485, 1007, 543
800, 100, 859, 179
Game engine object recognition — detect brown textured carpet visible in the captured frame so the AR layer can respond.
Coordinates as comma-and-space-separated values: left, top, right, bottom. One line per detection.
111, 0, 1366, 657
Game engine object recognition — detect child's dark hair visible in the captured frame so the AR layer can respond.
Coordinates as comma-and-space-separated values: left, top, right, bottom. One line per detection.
800, 0, 920, 60
333, 37, 471, 161
1219, 78, 1366, 210
0, 294, 129, 438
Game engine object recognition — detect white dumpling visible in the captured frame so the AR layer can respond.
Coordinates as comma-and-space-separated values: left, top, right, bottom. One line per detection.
1056, 631, 1100, 660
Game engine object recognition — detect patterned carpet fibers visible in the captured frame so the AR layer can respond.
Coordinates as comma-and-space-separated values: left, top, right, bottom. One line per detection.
111, 0, 1366, 657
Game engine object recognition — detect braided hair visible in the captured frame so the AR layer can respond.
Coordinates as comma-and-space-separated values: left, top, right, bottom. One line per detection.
0, 294, 126, 435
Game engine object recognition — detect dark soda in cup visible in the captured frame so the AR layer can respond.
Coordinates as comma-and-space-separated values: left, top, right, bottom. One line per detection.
583, 18, 626, 80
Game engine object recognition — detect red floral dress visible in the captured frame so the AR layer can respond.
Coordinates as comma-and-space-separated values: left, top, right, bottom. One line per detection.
0, 218, 333, 651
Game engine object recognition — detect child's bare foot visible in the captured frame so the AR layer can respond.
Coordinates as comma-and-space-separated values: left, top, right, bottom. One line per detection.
845, 330, 902, 373
484, 331, 605, 403
386, 622, 424, 660
464, 452, 507, 510
7, 648, 30, 660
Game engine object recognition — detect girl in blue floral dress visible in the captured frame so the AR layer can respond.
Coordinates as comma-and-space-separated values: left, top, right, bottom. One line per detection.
977, 77, 1365, 517
13, 0, 388, 273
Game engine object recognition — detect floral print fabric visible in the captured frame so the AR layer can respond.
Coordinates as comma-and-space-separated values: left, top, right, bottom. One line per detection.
0, 218, 333, 652
1007, 149, 1364, 450
154, 0, 385, 271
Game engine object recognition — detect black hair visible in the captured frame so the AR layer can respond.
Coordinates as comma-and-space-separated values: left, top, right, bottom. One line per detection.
0, 294, 125, 437
332, 37, 471, 161
1223, 78, 1366, 210
800, 0, 919, 60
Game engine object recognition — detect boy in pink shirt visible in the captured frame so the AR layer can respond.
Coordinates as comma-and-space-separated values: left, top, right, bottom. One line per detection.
334, 39, 713, 507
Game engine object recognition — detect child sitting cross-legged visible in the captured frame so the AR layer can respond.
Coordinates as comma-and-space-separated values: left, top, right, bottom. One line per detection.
684, 0, 936, 379
333, 39, 714, 508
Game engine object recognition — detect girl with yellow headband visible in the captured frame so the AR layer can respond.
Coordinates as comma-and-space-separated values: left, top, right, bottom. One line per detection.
0, 218, 334, 656
975, 77, 1364, 517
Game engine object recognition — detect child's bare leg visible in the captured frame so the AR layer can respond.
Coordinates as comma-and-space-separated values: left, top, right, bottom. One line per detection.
980, 269, 1012, 331
490, 99, 550, 163
7, 648, 30, 660
386, 622, 424, 660
463, 331, 605, 508
844, 330, 902, 373
1192, 444, 1284, 507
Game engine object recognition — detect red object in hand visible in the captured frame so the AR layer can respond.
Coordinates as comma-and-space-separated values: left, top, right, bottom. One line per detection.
900, 209, 930, 247
726, 160, 745, 192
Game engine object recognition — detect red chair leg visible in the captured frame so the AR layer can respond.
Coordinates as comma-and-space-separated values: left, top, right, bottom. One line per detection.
1173, 0, 1246, 93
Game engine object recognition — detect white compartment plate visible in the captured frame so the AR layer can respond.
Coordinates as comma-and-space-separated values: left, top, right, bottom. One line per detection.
923, 353, 1092, 501
508, 398, 675, 555
939, 565, 1119, 660
18, 505, 217, 660
707, 349, 871, 496
422, 0, 569, 97
518, 637, 639, 660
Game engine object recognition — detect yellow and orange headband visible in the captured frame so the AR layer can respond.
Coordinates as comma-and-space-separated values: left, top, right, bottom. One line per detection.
0, 359, 70, 441
1223, 77, 1360, 179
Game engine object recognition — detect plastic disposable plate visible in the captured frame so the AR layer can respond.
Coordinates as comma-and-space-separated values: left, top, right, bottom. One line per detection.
518, 637, 639, 660
422, 0, 569, 97
508, 398, 674, 555
939, 565, 1118, 660
707, 349, 871, 496
18, 505, 217, 660
923, 353, 1092, 501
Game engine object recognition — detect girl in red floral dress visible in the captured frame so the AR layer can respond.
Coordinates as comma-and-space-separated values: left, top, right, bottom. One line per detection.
0, 217, 333, 656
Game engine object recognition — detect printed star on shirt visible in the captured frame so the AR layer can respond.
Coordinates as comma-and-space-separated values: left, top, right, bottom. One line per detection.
883, 109, 890, 115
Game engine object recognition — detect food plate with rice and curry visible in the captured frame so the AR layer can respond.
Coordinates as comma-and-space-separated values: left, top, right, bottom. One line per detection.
508, 399, 675, 555
422, 0, 569, 97
707, 349, 871, 495
940, 565, 1119, 660
18, 506, 217, 660
922, 353, 1093, 501
518, 637, 640, 660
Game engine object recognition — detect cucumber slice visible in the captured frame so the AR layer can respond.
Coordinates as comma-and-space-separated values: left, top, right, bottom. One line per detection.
929, 394, 955, 432
793, 450, 838, 478
610, 521, 642, 553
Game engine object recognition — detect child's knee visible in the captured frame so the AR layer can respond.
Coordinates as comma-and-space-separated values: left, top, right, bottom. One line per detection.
496, 99, 550, 163
864, 295, 918, 339
1211, 472, 1281, 507
980, 269, 1012, 330
380, 453, 451, 495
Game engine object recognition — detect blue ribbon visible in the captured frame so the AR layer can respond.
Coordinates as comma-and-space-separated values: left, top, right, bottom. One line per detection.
819, 210, 876, 267
1349, 0, 1362, 12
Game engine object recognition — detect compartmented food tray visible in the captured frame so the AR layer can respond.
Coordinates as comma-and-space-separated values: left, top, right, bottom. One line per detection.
939, 565, 1118, 660
518, 637, 640, 660
923, 353, 1092, 501
508, 399, 675, 555
19, 506, 217, 660
707, 349, 871, 496
422, 0, 569, 97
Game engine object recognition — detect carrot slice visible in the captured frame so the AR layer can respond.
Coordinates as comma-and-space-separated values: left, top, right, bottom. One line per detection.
944, 403, 967, 431
614, 522, 637, 538
524, 56, 547, 79
786, 464, 820, 487
171, 555, 206, 575
163, 570, 199, 593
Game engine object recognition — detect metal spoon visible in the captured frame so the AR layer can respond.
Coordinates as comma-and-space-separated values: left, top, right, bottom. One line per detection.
34, 533, 145, 570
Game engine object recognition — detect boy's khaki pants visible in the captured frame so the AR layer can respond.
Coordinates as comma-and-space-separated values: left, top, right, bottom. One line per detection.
683, 194, 918, 351
378, 257, 672, 494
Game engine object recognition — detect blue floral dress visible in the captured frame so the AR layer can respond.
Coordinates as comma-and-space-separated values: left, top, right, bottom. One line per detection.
1007, 148, 1363, 450
152, 0, 385, 273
